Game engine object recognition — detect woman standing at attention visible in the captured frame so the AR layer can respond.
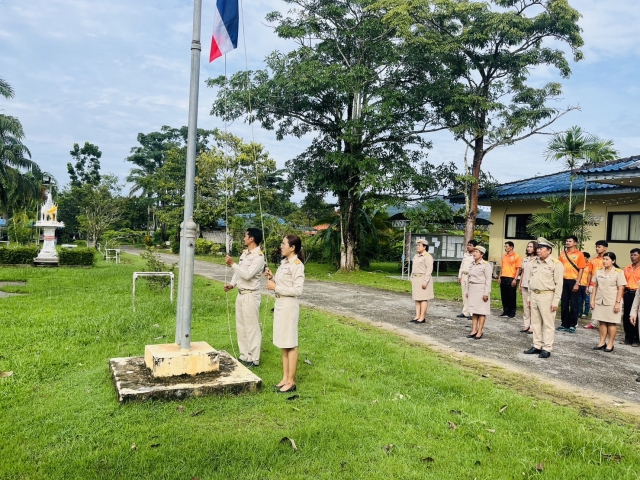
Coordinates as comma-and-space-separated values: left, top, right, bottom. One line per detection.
410, 238, 434, 324
520, 241, 538, 334
466, 245, 492, 339
265, 235, 305, 393
591, 252, 626, 352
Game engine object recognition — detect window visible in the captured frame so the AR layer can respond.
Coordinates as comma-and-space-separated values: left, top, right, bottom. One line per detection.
505, 214, 534, 240
607, 212, 640, 243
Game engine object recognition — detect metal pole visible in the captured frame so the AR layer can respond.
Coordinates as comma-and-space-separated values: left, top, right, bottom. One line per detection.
175, 0, 202, 352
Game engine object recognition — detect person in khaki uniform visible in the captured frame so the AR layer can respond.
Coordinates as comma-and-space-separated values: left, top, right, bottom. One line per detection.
224, 228, 265, 367
410, 238, 434, 324
524, 237, 564, 359
457, 239, 478, 319
265, 234, 305, 393
590, 252, 626, 352
627, 277, 640, 382
465, 245, 492, 339
519, 240, 538, 334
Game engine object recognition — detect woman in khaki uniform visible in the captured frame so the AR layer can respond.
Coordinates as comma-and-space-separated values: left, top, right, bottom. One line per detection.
465, 246, 492, 339
410, 238, 434, 323
519, 241, 538, 334
590, 252, 626, 352
265, 235, 305, 393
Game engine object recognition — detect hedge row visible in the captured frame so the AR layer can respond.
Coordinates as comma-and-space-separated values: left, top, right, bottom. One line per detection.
58, 248, 96, 266
0, 246, 38, 265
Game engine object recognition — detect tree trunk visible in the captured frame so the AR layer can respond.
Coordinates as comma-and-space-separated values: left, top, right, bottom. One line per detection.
464, 136, 484, 244
339, 193, 358, 272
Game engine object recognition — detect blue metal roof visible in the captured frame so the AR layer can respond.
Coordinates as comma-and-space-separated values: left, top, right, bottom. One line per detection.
0, 219, 6, 227
492, 170, 620, 198
579, 156, 640, 174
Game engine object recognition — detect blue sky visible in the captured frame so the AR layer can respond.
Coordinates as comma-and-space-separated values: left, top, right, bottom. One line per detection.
1, 0, 639, 201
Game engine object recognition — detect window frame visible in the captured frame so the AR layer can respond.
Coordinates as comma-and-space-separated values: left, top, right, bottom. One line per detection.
504, 214, 535, 240
606, 211, 640, 243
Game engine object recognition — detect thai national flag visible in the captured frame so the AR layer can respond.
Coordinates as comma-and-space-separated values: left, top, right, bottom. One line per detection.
210, 0, 239, 62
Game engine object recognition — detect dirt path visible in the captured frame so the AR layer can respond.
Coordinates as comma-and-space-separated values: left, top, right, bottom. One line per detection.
123, 247, 640, 414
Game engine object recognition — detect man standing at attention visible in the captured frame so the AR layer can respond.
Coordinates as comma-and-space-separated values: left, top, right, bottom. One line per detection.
224, 228, 265, 367
584, 240, 608, 329
622, 248, 640, 346
499, 241, 522, 319
558, 235, 587, 333
457, 239, 479, 319
524, 237, 564, 359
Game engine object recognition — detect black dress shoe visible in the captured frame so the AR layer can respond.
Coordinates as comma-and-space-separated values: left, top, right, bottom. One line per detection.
456, 314, 467, 318
593, 344, 606, 350
524, 347, 542, 354
604, 346, 614, 353
410, 319, 420, 323
466, 333, 478, 338
277, 384, 296, 393
473, 334, 483, 340
538, 350, 551, 358
636, 376, 640, 383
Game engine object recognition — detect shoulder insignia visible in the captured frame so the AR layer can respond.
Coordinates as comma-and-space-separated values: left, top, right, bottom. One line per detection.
552, 258, 560, 263
294, 259, 301, 265
258, 252, 264, 256
616, 268, 622, 272
482, 260, 488, 264
242, 249, 248, 254
425, 252, 431, 256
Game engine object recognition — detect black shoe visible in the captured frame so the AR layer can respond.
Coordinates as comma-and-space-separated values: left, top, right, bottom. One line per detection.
410, 319, 420, 323
524, 347, 542, 354
508, 315, 516, 319
604, 346, 614, 353
593, 344, 606, 350
538, 350, 551, 358
636, 377, 640, 383
277, 384, 296, 393
498, 313, 509, 318
520, 328, 530, 333
623, 340, 632, 345
473, 334, 483, 340
466, 316, 472, 320
456, 314, 467, 318
466, 333, 478, 338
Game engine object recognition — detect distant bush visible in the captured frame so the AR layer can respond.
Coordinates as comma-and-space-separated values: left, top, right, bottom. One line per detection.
195, 239, 221, 255
140, 248, 176, 290
0, 246, 38, 265
144, 235, 153, 246
59, 248, 96, 266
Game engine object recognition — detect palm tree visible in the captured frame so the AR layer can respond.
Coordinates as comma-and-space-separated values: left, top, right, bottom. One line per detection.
544, 126, 618, 209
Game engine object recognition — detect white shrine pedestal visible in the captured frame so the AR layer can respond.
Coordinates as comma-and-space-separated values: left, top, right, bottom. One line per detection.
34, 192, 64, 266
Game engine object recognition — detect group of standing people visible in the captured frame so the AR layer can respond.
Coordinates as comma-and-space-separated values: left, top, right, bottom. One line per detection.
224, 228, 305, 393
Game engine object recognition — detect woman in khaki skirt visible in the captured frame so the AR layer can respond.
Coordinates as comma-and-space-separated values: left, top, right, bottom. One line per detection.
465, 245, 492, 339
410, 238, 434, 323
265, 234, 305, 393
519, 241, 537, 334
590, 252, 626, 352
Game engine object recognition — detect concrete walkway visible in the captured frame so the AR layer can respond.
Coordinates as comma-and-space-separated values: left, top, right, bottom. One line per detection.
123, 247, 640, 409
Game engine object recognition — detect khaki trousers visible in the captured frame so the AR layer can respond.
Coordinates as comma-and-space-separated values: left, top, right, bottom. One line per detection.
236, 291, 262, 364
530, 291, 556, 351
522, 287, 531, 330
460, 274, 470, 316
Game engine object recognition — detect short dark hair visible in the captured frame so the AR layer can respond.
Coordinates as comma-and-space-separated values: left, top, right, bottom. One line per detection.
566, 235, 579, 243
631, 248, 640, 255
583, 252, 590, 259
595, 240, 608, 247
505, 241, 514, 248
467, 239, 479, 247
246, 228, 263, 245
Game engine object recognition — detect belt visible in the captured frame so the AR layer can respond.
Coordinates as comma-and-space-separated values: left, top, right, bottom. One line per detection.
411, 274, 425, 277
625, 288, 637, 292
532, 289, 554, 294
238, 289, 257, 295
461, 272, 469, 275
275, 293, 293, 298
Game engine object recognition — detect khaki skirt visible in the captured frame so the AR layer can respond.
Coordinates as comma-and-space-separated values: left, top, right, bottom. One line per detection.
411, 275, 434, 301
273, 296, 300, 348
591, 303, 622, 324
468, 283, 490, 316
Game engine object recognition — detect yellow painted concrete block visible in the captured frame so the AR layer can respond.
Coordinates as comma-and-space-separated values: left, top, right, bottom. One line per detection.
144, 342, 220, 378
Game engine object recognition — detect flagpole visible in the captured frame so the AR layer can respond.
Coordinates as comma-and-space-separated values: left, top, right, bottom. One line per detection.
175, 0, 202, 351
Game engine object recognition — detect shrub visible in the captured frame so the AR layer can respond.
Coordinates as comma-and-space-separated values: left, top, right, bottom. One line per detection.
58, 248, 96, 266
0, 246, 38, 265
140, 248, 176, 290
143, 235, 153, 246
195, 239, 215, 255
170, 234, 180, 254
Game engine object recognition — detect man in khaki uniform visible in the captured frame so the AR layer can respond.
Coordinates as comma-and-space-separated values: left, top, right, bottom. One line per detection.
224, 228, 265, 367
524, 237, 564, 359
457, 239, 478, 319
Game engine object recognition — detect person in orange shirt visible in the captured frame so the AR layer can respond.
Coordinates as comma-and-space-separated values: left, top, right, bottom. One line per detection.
577, 252, 591, 318
584, 240, 608, 329
557, 235, 587, 333
622, 248, 640, 346
499, 241, 522, 318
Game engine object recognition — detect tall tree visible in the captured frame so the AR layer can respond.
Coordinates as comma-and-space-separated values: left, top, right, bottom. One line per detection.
77, 175, 123, 248
378, 0, 584, 242
544, 125, 618, 208
208, 0, 456, 271
67, 142, 102, 188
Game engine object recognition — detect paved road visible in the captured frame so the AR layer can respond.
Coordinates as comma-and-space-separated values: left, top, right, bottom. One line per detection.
123, 247, 640, 408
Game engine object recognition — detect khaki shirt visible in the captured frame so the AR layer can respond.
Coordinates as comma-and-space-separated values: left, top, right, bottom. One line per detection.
630, 288, 640, 319
230, 246, 265, 291
458, 252, 474, 278
274, 255, 305, 297
467, 260, 492, 296
520, 256, 536, 288
593, 267, 626, 306
528, 255, 564, 307
412, 252, 433, 280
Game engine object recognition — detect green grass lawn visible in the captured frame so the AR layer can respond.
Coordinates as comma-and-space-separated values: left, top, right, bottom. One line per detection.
0, 256, 637, 478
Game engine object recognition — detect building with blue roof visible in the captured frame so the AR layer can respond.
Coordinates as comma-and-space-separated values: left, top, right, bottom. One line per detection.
449, 157, 640, 262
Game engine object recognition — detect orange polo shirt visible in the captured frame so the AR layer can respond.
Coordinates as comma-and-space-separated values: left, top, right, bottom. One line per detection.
588, 256, 604, 285
501, 251, 522, 278
559, 249, 587, 280
623, 264, 640, 290
580, 263, 590, 286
